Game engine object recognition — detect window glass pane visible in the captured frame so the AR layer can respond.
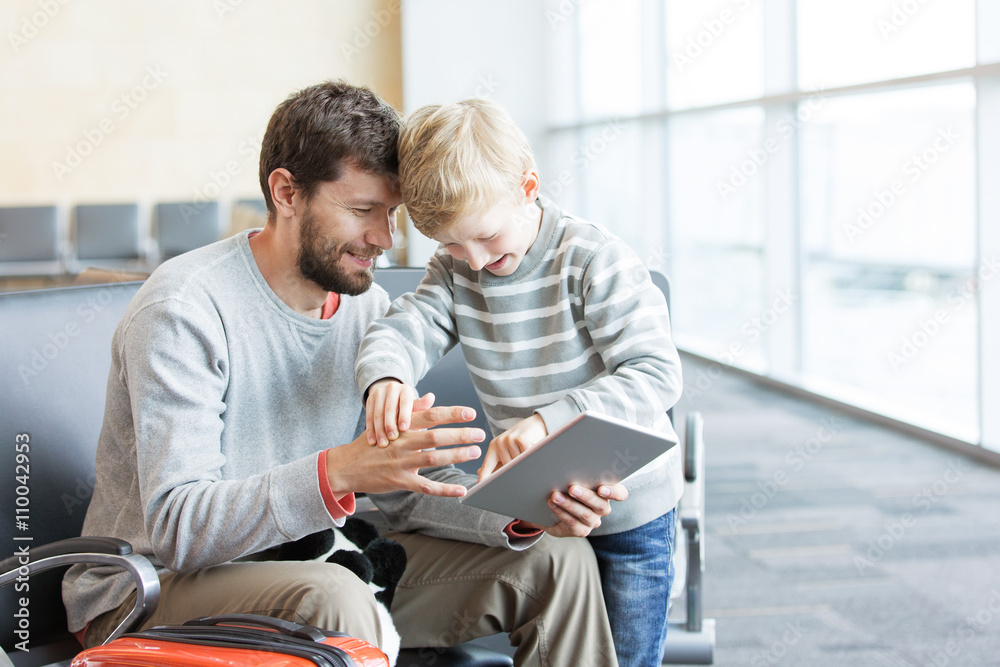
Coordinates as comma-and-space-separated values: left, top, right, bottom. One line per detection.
545, 121, 666, 275
799, 83, 978, 440
545, 0, 580, 127
578, 0, 643, 119
798, 0, 976, 90
665, 0, 764, 109
668, 108, 766, 367
540, 129, 584, 217
577, 120, 647, 254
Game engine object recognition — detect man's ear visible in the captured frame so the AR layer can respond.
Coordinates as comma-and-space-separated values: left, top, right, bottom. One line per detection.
268, 168, 298, 219
521, 169, 541, 203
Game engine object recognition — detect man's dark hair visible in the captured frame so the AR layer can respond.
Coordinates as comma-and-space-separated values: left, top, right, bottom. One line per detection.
258, 80, 401, 217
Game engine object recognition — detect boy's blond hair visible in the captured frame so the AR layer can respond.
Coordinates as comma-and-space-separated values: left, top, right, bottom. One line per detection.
398, 98, 536, 236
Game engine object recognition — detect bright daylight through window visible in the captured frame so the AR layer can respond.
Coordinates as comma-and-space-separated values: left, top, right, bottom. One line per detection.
543, 0, 997, 449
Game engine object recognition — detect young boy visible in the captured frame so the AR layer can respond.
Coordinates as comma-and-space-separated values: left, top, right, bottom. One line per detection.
355, 99, 684, 667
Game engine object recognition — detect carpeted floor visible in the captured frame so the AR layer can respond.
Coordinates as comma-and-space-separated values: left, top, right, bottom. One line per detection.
672, 353, 1000, 667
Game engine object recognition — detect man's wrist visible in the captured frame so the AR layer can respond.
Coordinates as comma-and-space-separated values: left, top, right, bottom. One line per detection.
323, 448, 351, 497
318, 449, 355, 520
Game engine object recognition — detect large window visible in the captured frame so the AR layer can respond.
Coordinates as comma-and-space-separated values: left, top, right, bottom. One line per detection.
667, 108, 767, 368
543, 0, 998, 449
665, 0, 764, 109
797, 0, 976, 90
799, 83, 977, 438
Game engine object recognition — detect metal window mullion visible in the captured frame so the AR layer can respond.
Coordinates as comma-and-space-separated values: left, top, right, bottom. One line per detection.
762, 0, 800, 380
977, 0, 1000, 451
546, 62, 1000, 135
640, 0, 669, 276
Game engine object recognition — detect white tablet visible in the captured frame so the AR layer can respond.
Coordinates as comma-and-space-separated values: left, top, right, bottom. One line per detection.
459, 411, 676, 526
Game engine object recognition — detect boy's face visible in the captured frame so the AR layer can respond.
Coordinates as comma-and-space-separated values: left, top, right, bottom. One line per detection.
433, 198, 542, 277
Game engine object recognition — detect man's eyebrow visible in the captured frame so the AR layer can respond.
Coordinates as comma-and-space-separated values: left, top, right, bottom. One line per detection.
344, 199, 396, 208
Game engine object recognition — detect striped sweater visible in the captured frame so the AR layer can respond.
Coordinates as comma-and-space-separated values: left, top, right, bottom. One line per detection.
356, 197, 684, 536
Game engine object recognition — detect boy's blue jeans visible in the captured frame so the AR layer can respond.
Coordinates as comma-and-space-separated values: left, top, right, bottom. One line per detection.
588, 510, 676, 667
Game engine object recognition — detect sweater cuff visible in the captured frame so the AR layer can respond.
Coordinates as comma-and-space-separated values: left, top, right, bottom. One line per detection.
318, 451, 356, 521
505, 520, 543, 539
356, 358, 414, 397
534, 397, 583, 435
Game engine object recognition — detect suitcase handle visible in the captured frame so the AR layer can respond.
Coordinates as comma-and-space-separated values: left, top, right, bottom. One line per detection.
184, 614, 327, 643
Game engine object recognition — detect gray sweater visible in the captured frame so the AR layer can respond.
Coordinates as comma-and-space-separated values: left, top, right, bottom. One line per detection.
63, 231, 525, 633
357, 198, 685, 537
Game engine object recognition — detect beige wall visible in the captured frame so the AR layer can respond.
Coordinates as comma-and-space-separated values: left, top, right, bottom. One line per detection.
0, 0, 402, 209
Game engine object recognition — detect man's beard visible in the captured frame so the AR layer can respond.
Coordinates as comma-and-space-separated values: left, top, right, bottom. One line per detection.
297, 207, 382, 296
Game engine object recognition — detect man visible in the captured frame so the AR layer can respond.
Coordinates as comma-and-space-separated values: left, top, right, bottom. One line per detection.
63, 81, 622, 667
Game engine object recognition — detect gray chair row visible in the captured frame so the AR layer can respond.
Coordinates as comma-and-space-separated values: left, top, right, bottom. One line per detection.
0, 200, 268, 277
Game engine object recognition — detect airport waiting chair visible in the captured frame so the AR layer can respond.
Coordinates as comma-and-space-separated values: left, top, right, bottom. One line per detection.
371, 268, 716, 665
0, 281, 511, 667
153, 201, 221, 260
72, 203, 145, 272
0, 205, 63, 277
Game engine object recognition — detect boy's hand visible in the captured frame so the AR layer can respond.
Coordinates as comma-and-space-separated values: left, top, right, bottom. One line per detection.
477, 413, 547, 483
365, 379, 418, 447
521, 483, 629, 538
327, 405, 484, 498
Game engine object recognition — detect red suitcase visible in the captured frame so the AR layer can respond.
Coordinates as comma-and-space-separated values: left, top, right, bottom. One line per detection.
70, 614, 389, 666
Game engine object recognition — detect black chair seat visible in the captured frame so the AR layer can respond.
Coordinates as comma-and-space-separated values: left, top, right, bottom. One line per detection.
397, 644, 513, 667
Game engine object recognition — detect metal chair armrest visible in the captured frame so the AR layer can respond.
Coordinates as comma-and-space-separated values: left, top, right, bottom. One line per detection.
681, 411, 706, 633
680, 514, 703, 633
662, 410, 715, 664
0, 538, 160, 644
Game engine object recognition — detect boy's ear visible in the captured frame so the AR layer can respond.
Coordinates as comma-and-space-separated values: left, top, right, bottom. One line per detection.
521, 169, 541, 203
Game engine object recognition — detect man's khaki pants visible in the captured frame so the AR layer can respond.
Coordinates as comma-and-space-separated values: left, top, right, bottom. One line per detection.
85, 533, 618, 667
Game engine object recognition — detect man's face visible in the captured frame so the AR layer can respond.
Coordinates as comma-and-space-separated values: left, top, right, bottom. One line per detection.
297, 165, 401, 295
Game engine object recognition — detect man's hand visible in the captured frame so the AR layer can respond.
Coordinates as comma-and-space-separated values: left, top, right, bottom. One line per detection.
329, 403, 484, 497
365, 378, 418, 447
477, 414, 547, 483
520, 482, 629, 538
